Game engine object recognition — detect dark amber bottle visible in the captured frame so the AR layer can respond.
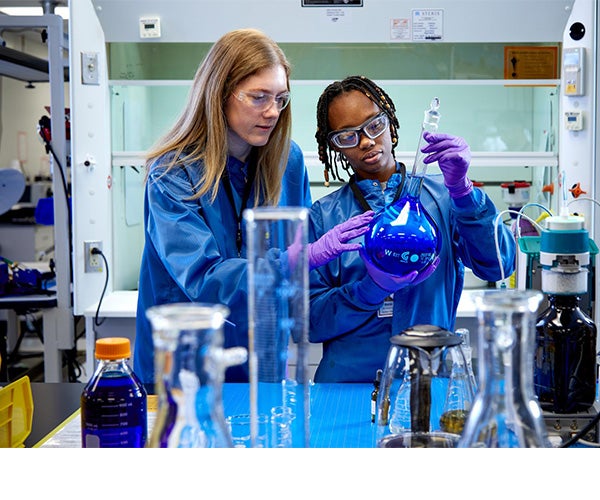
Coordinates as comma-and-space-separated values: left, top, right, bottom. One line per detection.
534, 293, 597, 413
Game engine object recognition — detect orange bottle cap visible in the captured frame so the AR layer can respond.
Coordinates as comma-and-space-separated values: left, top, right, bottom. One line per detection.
95, 337, 131, 360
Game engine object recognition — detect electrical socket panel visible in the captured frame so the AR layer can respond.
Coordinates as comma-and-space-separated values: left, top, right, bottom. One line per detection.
84, 241, 103, 273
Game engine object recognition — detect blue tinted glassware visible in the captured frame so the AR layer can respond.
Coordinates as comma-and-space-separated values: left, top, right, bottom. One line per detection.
146, 303, 247, 448
364, 98, 441, 277
81, 337, 147, 448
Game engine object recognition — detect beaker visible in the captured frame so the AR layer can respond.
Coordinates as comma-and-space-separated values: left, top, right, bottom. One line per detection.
375, 324, 474, 448
364, 98, 441, 278
145, 302, 247, 448
458, 289, 551, 448
244, 207, 310, 448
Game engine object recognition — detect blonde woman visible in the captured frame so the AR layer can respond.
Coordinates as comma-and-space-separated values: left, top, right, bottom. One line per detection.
134, 29, 371, 387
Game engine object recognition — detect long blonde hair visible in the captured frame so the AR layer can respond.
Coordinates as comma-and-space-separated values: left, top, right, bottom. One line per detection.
146, 28, 292, 205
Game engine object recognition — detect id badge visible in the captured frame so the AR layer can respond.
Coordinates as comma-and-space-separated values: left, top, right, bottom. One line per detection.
377, 294, 394, 318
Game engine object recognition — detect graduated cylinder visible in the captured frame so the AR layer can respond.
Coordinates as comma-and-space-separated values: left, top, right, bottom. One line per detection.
244, 207, 310, 448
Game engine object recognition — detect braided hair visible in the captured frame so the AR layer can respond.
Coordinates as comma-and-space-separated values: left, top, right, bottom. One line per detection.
315, 75, 400, 185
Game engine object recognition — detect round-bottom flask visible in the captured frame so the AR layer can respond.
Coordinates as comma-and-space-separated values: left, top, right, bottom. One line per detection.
364, 195, 441, 276
364, 97, 441, 278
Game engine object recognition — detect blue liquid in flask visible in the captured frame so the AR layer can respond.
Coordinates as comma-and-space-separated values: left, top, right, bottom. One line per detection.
364, 98, 442, 277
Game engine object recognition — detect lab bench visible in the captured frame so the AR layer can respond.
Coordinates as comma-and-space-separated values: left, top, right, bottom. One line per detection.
26, 381, 600, 448
32, 382, 375, 448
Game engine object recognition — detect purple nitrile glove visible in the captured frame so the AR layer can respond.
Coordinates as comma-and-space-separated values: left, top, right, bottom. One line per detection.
421, 131, 473, 199
308, 211, 374, 270
360, 248, 440, 292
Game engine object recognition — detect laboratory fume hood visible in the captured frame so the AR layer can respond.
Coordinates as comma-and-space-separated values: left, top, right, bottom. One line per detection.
64, 0, 599, 381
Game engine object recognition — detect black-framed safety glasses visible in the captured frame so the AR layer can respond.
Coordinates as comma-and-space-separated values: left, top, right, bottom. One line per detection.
328, 112, 389, 148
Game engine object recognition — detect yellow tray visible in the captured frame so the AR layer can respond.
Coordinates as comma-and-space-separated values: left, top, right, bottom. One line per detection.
0, 376, 34, 448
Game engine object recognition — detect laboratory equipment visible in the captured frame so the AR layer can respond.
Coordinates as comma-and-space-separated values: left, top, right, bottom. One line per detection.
146, 302, 246, 448
0, 168, 26, 216
534, 214, 597, 413
459, 289, 551, 448
370, 368, 382, 423
563, 47, 585, 96
364, 98, 441, 278
244, 207, 310, 448
375, 324, 475, 448
80, 337, 147, 448
501, 181, 539, 237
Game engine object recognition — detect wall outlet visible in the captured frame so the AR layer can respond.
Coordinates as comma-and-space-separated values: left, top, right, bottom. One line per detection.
84, 240, 103, 273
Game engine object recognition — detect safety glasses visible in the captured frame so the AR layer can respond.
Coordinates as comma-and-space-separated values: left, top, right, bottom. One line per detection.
233, 90, 291, 112
328, 112, 389, 148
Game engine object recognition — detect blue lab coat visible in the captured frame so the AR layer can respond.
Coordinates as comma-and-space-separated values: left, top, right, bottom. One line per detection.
308, 167, 516, 382
134, 141, 312, 385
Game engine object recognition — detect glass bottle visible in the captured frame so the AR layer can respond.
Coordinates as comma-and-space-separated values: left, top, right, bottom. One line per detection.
364, 98, 442, 277
145, 302, 247, 448
534, 213, 597, 413
535, 294, 597, 413
459, 289, 551, 448
370, 369, 382, 423
81, 337, 147, 448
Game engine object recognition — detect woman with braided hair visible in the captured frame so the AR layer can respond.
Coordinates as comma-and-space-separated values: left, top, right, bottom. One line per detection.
309, 75, 516, 382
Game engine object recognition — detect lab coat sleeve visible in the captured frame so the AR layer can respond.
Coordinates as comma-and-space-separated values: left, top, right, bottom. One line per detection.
146, 168, 249, 309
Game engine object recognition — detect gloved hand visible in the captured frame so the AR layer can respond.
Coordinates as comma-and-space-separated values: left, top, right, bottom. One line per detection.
421, 132, 473, 199
360, 249, 440, 292
308, 211, 374, 270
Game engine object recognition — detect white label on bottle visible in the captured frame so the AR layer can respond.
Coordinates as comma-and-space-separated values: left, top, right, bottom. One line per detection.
85, 434, 100, 448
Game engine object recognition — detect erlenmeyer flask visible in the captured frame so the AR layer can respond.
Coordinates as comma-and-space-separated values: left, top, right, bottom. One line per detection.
364, 98, 441, 277
458, 290, 551, 448
146, 302, 247, 448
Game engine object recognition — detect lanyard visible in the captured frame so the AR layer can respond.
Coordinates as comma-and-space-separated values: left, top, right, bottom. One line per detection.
221, 149, 258, 256
349, 162, 407, 212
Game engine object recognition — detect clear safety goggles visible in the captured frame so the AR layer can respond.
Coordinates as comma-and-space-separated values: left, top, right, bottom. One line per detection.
233, 90, 291, 112
328, 112, 389, 149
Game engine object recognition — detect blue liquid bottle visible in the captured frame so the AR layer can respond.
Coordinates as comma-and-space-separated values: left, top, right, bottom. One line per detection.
364, 98, 442, 277
81, 337, 147, 448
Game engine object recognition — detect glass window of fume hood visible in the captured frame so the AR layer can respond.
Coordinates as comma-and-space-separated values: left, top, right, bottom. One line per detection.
107, 42, 560, 292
